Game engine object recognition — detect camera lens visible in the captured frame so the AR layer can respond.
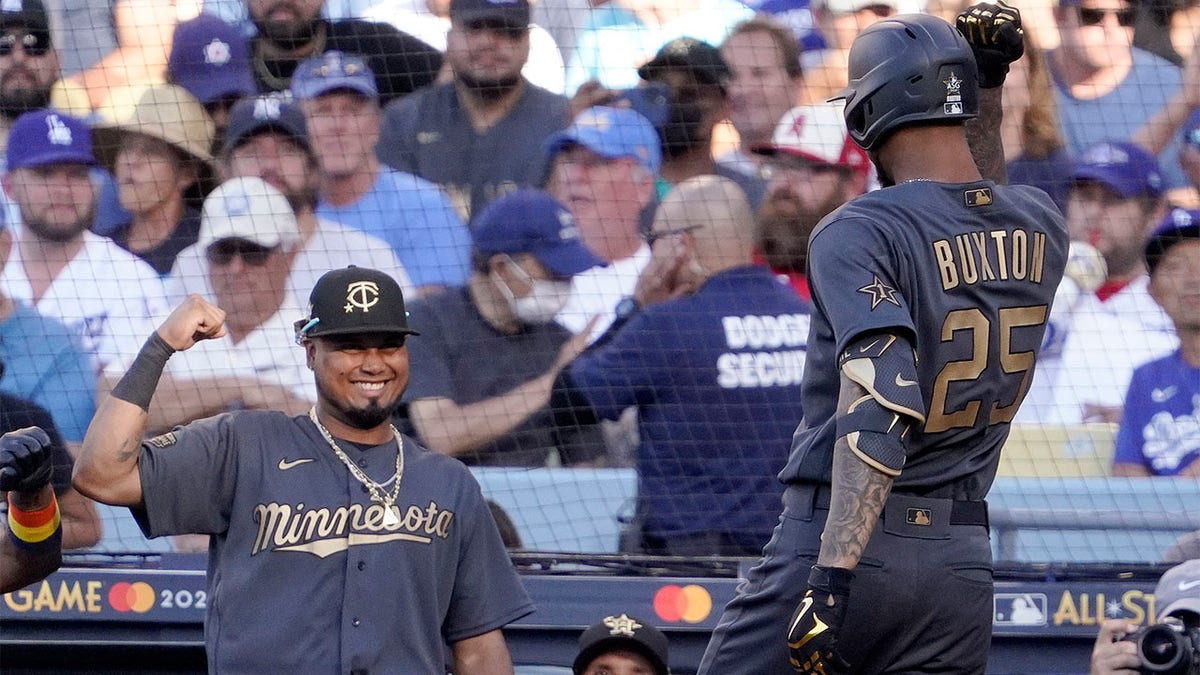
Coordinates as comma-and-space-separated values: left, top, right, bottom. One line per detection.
1136, 625, 1188, 674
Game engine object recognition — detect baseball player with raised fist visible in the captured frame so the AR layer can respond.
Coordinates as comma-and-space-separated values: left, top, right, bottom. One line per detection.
73, 266, 533, 674
1, 426, 62, 593
700, 7, 1068, 674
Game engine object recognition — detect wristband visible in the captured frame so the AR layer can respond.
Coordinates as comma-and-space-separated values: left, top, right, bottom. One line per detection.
7, 492, 62, 551
110, 333, 175, 411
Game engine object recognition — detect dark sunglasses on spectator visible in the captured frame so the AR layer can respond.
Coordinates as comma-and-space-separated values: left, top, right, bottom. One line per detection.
206, 239, 279, 267
463, 19, 528, 40
1076, 6, 1136, 27
0, 32, 50, 57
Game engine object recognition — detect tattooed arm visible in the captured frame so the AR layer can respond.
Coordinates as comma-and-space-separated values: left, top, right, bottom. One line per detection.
816, 373, 896, 570
965, 87, 1008, 186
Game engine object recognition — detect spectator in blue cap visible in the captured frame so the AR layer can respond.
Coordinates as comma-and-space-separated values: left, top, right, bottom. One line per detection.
544, 105, 661, 339
1032, 140, 1180, 425
402, 188, 607, 467
166, 13, 256, 152
1111, 207, 1200, 477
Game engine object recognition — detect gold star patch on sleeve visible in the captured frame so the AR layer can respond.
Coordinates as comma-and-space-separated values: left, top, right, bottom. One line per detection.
858, 276, 900, 309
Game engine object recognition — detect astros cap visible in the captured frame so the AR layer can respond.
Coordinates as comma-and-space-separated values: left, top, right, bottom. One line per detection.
6, 110, 95, 169
290, 51, 378, 102
752, 104, 870, 178
168, 13, 256, 106
199, 176, 300, 251
222, 95, 310, 156
544, 106, 662, 175
299, 266, 418, 339
472, 189, 605, 277
1146, 208, 1200, 276
1072, 141, 1164, 200
1155, 559, 1200, 619
573, 613, 669, 675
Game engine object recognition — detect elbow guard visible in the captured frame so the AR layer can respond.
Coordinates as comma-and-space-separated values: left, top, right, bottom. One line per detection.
835, 333, 927, 476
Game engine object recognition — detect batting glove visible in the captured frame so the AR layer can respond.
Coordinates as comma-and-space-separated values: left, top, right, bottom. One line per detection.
0, 427, 53, 493
956, 1, 1025, 89
787, 565, 854, 674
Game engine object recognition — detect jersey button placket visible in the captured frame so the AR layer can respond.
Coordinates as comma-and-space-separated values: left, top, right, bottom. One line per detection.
352, 617, 361, 627
357, 560, 366, 571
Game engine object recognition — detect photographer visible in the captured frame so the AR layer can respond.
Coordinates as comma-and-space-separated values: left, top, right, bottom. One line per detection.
1091, 559, 1200, 674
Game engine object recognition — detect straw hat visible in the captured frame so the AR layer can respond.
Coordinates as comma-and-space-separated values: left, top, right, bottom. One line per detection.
91, 84, 215, 170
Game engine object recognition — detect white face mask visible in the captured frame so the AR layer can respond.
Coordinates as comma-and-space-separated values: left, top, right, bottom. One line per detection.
492, 256, 574, 325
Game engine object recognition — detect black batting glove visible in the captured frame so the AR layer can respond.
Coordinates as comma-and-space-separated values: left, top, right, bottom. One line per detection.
787, 565, 854, 674
956, 1, 1025, 89
0, 426, 53, 493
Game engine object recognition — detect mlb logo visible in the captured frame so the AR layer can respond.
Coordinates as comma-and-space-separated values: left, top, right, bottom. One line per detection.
993, 593, 1048, 626
945, 102, 963, 115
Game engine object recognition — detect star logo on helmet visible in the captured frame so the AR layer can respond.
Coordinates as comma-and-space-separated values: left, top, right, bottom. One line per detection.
944, 72, 962, 95
603, 614, 642, 637
858, 275, 900, 310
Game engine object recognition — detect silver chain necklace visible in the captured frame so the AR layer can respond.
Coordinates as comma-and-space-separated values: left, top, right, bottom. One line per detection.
308, 407, 405, 527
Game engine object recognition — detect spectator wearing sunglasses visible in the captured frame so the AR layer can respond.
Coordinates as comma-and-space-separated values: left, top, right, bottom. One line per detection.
1048, 0, 1188, 192
104, 176, 313, 436
0, 0, 58, 153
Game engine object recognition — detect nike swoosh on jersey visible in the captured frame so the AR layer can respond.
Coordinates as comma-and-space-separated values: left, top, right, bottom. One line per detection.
895, 374, 918, 387
1151, 386, 1178, 403
1179, 579, 1200, 591
278, 458, 316, 471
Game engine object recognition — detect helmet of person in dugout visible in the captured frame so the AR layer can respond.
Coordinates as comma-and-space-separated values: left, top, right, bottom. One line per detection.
830, 13, 978, 152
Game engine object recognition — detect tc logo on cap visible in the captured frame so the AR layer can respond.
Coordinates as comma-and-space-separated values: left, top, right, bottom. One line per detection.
204, 38, 231, 65
603, 614, 643, 637
345, 281, 380, 313
46, 114, 72, 146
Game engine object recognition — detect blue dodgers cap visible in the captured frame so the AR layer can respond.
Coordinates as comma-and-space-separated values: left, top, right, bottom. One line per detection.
168, 13, 256, 106
544, 106, 662, 175
1146, 207, 1200, 275
290, 50, 378, 101
6, 110, 95, 169
472, 189, 605, 277
1072, 141, 1164, 199
222, 95, 310, 155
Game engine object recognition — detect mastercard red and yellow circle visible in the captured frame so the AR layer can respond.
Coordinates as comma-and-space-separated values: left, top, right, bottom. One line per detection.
108, 582, 155, 613
653, 584, 712, 623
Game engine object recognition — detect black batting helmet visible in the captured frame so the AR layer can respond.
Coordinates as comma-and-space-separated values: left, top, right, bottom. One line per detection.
831, 13, 978, 152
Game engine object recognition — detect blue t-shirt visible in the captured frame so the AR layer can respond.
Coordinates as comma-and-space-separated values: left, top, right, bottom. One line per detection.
569, 266, 809, 543
0, 303, 96, 442
316, 169, 471, 289
1114, 350, 1200, 475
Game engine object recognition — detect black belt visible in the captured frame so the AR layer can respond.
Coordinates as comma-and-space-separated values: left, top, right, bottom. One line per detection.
812, 485, 989, 527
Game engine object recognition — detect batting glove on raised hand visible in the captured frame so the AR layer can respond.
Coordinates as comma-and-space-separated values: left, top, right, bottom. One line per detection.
0, 426, 53, 493
787, 565, 854, 674
956, 1, 1024, 89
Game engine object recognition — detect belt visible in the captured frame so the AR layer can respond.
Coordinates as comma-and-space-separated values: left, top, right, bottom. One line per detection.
811, 485, 989, 527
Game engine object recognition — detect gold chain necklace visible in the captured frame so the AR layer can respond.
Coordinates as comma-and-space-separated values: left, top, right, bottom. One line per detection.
308, 407, 404, 527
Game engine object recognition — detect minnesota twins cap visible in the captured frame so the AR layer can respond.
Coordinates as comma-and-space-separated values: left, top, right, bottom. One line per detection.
1145, 208, 1200, 276
199, 176, 300, 251
1183, 110, 1200, 149
0, 0, 51, 47
573, 614, 669, 675
223, 95, 310, 156
1155, 559, 1200, 619
1072, 141, 1164, 199
6, 110, 95, 169
168, 13, 256, 106
752, 104, 870, 177
638, 37, 731, 89
449, 0, 531, 27
472, 189, 605, 277
300, 266, 418, 338
290, 50, 378, 101
544, 106, 662, 175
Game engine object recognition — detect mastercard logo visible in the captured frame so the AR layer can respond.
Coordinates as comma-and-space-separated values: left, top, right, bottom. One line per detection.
653, 584, 712, 623
108, 582, 155, 613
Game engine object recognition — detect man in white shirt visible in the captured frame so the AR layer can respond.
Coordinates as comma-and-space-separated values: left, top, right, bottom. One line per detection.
0, 109, 167, 372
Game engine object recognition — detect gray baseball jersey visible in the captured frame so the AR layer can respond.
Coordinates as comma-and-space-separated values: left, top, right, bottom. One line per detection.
133, 410, 533, 674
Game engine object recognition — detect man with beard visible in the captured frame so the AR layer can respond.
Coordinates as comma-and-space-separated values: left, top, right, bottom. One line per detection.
246, 0, 442, 104
751, 104, 871, 300
377, 0, 570, 223
166, 94, 412, 310
0, 0, 58, 154
0, 109, 167, 372
73, 264, 533, 674
636, 37, 766, 210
